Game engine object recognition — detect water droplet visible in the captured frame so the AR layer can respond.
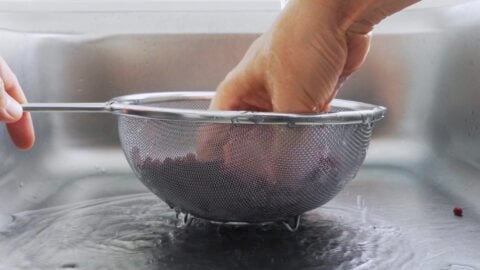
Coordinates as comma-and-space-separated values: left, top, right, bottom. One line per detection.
356, 195, 364, 209
361, 207, 369, 224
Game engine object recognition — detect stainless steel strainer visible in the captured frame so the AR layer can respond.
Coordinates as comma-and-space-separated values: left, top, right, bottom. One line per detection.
23, 91, 386, 225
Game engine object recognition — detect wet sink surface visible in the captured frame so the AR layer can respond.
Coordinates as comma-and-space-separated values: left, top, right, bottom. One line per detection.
2, 2, 480, 269
1, 167, 478, 270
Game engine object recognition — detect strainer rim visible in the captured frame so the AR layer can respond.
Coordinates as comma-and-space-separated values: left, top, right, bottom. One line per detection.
111, 91, 386, 125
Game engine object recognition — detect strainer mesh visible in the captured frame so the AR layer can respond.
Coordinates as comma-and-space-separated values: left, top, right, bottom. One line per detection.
118, 100, 373, 223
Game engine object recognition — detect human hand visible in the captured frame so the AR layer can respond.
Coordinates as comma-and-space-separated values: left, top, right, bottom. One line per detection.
211, 0, 418, 113
200, 0, 418, 174
0, 56, 35, 150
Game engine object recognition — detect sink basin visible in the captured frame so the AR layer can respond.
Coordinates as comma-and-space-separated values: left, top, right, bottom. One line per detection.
0, 1, 479, 269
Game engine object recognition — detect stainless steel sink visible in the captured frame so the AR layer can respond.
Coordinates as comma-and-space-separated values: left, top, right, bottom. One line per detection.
1, 1, 479, 269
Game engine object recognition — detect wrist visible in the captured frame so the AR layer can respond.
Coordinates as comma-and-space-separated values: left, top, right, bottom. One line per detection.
281, 0, 376, 32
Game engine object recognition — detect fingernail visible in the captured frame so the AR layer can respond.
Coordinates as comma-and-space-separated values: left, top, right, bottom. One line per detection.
6, 95, 23, 120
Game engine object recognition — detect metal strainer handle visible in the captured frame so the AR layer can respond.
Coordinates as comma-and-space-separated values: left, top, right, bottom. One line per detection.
22, 103, 111, 112
21, 92, 386, 126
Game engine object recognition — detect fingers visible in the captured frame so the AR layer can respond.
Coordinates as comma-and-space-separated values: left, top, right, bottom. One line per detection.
211, 36, 273, 112
196, 123, 231, 162
212, 74, 273, 112
0, 57, 35, 150
7, 113, 35, 150
0, 58, 27, 104
0, 57, 24, 123
209, 73, 245, 111
0, 83, 23, 123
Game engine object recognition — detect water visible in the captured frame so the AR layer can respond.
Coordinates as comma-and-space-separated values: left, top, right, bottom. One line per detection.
0, 193, 414, 270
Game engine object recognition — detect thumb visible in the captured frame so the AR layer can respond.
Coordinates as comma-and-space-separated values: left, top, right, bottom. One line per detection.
0, 80, 23, 123
319, 33, 371, 111
343, 33, 371, 76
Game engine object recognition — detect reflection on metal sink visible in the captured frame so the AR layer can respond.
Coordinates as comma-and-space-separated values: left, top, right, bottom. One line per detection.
0, 1, 480, 269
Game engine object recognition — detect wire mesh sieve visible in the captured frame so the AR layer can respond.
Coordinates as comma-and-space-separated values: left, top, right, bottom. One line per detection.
23, 92, 385, 225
